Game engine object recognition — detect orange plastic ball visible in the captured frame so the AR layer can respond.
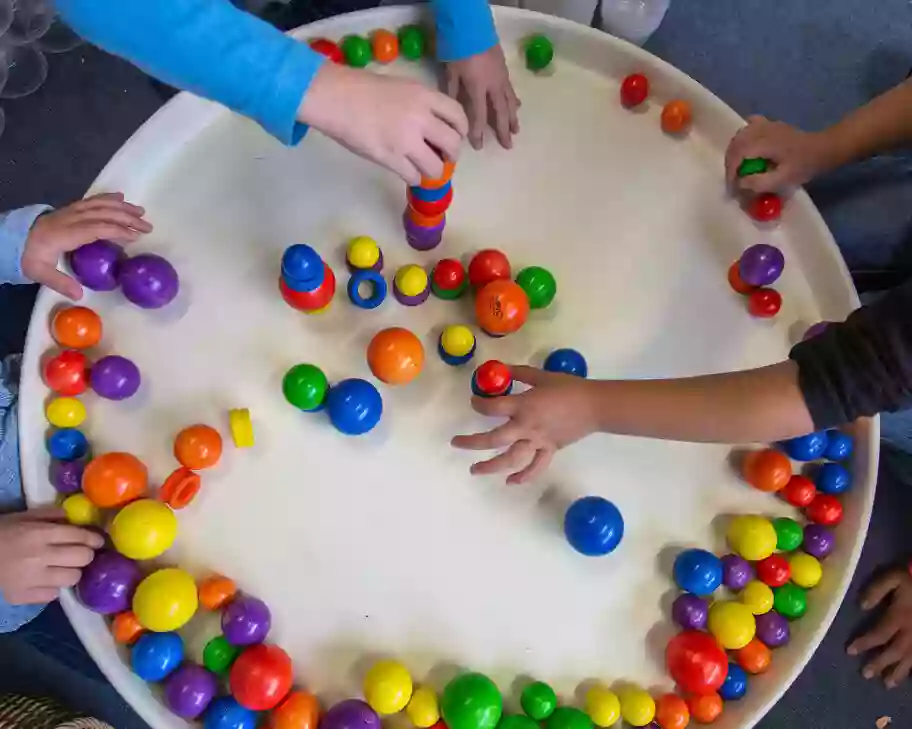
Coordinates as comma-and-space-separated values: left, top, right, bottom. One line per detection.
661, 99, 692, 134
199, 575, 237, 611
367, 327, 425, 385
269, 691, 321, 729
82, 452, 148, 508
686, 693, 722, 725
371, 29, 399, 63
174, 424, 223, 470
230, 643, 293, 711
475, 280, 530, 336
655, 693, 690, 729
743, 448, 792, 493
735, 637, 772, 674
111, 610, 145, 645
727, 261, 756, 296
51, 306, 102, 349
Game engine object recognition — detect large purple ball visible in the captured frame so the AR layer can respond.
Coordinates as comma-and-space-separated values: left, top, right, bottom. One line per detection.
221, 595, 271, 646
90, 355, 141, 401
119, 253, 180, 309
50, 458, 84, 495
671, 593, 709, 630
721, 554, 754, 592
755, 610, 790, 648
76, 550, 142, 615
322, 699, 381, 729
68, 240, 126, 292
803, 524, 835, 560
164, 664, 218, 719
739, 244, 784, 287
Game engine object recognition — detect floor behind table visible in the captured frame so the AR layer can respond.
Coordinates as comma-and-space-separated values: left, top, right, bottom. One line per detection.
1, 2, 911, 727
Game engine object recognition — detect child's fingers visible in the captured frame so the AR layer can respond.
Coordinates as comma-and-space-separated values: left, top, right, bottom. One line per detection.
42, 566, 83, 589
848, 618, 900, 656
431, 91, 470, 138
861, 571, 904, 610
35, 265, 84, 302
469, 439, 536, 476
408, 145, 446, 181
445, 71, 460, 99
491, 91, 513, 150
507, 87, 521, 134
73, 209, 153, 234
20, 506, 68, 521
465, 87, 487, 150
862, 636, 909, 679
470, 394, 518, 418
43, 522, 105, 548
46, 544, 97, 569
82, 195, 145, 217
886, 655, 912, 689
82, 192, 126, 206
451, 421, 522, 451
387, 155, 421, 186
510, 365, 550, 387
424, 118, 462, 166
506, 447, 552, 485
17, 587, 60, 605
738, 168, 789, 194
69, 222, 141, 249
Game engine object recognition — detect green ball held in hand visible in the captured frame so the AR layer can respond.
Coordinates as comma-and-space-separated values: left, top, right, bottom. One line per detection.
515, 266, 557, 310
398, 25, 427, 60
441, 673, 503, 729
545, 707, 594, 729
773, 517, 804, 552
342, 34, 372, 68
525, 34, 554, 72
520, 681, 557, 721
737, 157, 770, 177
773, 583, 808, 620
203, 635, 239, 676
283, 363, 329, 412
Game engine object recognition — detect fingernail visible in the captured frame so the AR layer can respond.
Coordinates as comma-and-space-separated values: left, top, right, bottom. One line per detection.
847, 646, 857, 656
861, 601, 873, 610
863, 668, 874, 679
887, 680, 896, 689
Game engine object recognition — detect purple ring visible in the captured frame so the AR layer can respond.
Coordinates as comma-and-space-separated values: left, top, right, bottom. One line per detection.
346, 249, 384, 275
406, 233, 442, 252
393, 281, 430, 306
402, 211, 446, 242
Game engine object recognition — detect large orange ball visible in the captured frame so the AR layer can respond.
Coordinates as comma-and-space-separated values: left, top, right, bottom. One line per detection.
475, 280, 530, 336
367, 327, 425, 385
743, 448, 791, 493
82, 452, 148, 508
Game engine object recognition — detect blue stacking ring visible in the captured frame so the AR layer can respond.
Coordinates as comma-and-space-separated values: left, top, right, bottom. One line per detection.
347, 269, 388, 310
438, 339, 476, 367
409, 181, 452, 203
282, 272, 322, 293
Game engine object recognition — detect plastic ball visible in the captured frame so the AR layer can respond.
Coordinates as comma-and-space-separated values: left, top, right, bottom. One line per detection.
754, 611, 790, 648
230, 643, 292, 711
805, 493, 843, 526
270, 691, 321, 729
174, 424, 223, 470
617, 687, 654, 727
738, 244, 784, 287
788, 552, 822, 589
773, 584, 807, 620
394, 264, 430, 306
46, 396, 86, 428
718, 663, 748, 701
82, 451, 148, 508
661, 99, 691, 134
431, 259, 468, 299
468, 249, 511, 289
368, 328, 425, 386
439, 325, 476, 365
773, 517, 804, 552
720, 554, 753, 591
816, 462, 852, 495
564, 496, 624, 556
341, 34, 372, 67
747, 288, 782, 318
756, 555, 791, 588
371, 29, 398, 63
51, 458, 85, 495
802, 524, 835, 559
500, 716, 539, 729
747, 193, 783, 223
707, 601, 756, 650
398, 25, 426, 60
68, 240, 126, 291
475, 279, 530, 336
743, 449, 791, 492
472, 360, 513, 398
440, 673, 503, 729
44, 349, 89, 396
543, 348, 588, 378
204, 696, 259, 729
735, 638, 772, 674
364, 659, 413, 715
199, 575, 237, 611
824, 430, 853, 461
545, 707, 592, 729
131, 631, 184, 681
520, 681, 557, 721
406, 686, 440, 728
309, 38, 344, 64
112, 610, 145, 646
90, 355, 141, 400
654, 694, 689, 729
133, 568, 199, 632
321, 700, 381, 729
52, 306, 102, 349
110, 499, 177, 560
204, 635, 241, 676
524, 33, 554, 71
665, 631, 728, 695
62, 493, 100, 526
727, 515, 777, 561
347, 236, 382, 271
671, 593, 709, 630
165, 663, 218, 719
584, 686, 620, 727
781, 431, 828, 461
47, 428, 89, 462
727, 260, 756, 295
326, 378, 383, 435
673, 548, 722, 597
281, 243, 323, 285
283, 364, 329, 412
620, 72, 649, 107
515, 266, 556, 309
686, 693, 721, 724
740, 580, 774, 616
780, 475, 816, 508
222, 595, 271, 646
76, 549, 142, 614
120, 253, 180, 309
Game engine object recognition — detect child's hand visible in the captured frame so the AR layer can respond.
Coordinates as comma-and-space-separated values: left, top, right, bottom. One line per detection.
23, 192, 152, 300
724, 115, 830, 192
451, 366, 597, 484
847, 567, 912, 688
445, 45, 520, 150
298, 63, 468, 185
0, 507, 105, 605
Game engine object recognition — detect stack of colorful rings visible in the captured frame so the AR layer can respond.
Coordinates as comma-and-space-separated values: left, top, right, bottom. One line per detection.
279, 244, 336, 314
346, 237, 388, 309
404, 160, 455, 251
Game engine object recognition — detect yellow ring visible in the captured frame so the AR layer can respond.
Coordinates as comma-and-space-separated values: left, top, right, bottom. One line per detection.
229, 408, 254, 448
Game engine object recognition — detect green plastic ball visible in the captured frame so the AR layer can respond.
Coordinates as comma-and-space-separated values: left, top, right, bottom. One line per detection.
773, 583, 808, 620
773, 517, 804, 552
283, 363, 329, 411
545, 707, 593, 729
341, 34, 372, 68
441, 673, 503, 729
525, 34, 554, 72
498, 716, 540, 729
515, 266, 557, 309
737, 157, 769, 177
520, 681, 557, 721
202, 635, 239, 676
398, 25, 427, 60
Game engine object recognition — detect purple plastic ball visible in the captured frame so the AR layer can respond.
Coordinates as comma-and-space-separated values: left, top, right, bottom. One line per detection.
50, 458, 84, 495
755, 610, 791, 648
90, 355, 141, 401
119, 253, 180, 309
321, 699, 381, 729
803, 524, 835, 560
721, 554, 754, 592
739, 244, 785, 287
68, 240, 126, 292
221, 595, 271, 646
164, 664, 218, 720
671, 593, 709, 630
76, 550, 142, 615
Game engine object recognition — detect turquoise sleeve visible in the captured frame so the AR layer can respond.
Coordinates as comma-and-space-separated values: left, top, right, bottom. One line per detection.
0, 205, 52, 286
431, 0, 500, 61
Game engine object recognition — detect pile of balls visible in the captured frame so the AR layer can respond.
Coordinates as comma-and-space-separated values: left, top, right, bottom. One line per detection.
727, 242, 785, 318
310, 24, 429, 69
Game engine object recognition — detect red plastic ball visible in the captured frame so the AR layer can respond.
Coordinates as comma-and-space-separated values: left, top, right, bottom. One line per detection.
408, 187, 453, 217
475, 280, 530, 336
279, 263, 336, 312
432, 258, 466, 292
468, 249, 511, 289
230, 644, 293, 711
748, 193, 783, 222
44, 350, 89, 396
756, 555, 791, 587
620, 73, 649, 107
747, 288, 782, 318
806, 493, 843, 527
474, 360, 512, 396
665, 631, 728, 695
728, 260, 756, 295
309, 38, 344, 64
781, 475, 817, 508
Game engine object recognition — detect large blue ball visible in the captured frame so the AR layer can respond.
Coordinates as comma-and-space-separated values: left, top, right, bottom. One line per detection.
824, 430, 853, 461
543, 348, 588, 378
131, 632, 184, 682
326, 378, 383, 436
673, 548, 723, 596
719, 663, 748, 701
46, 428, 89, 461
204, 697, 258, 729
816, 462, 852, 495
563, 496, 624, 556
781, 431, 828, 461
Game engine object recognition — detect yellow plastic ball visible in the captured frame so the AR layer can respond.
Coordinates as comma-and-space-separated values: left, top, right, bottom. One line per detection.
347, 236, 381, 270
789, 552, 823, 589
62, 493, 100, 526
109, 499, 177, 560
440, 325, 475, 358
741, 580, 774, 615
229, 408, 255, 448
618, 686, 655, 727
708, 600, 756, 650
364, 659, 413, 715
395, 265, 428, 297
585, 686, 621, 728
46, 397, 86, 428
406, 686, 439, 727
133, 568, 198, 632
727, 515, 777, 561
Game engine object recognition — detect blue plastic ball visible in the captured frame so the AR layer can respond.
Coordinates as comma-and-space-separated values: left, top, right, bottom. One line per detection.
816, 462, 852, 495
780, 431, 829, 461
131, 632, 184, 682
824, 430, 853, 461
563, 496, 624, 556
46, 428, 89, 461
543, 348, 588, 378
719, 663, 748, 701
281, 244, 324, 290
326, 378, 383, 435
673, 548, 723, 596
203, 696, 259, 729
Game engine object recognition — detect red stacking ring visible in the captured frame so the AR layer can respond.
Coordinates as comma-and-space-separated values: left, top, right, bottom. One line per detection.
407, 186, 453, 217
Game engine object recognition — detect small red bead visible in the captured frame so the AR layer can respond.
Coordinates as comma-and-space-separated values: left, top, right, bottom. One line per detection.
728, 260, 756, 295
475, 360, 512, 396
756, 555, 791, 587
780, 475, 817, 508
620, 73, 649, 108
748, 193, 783, 222
748, 288, 782, 318
468, 249, 511, 289
432, 258, 466, 291
806, 493, 843, 526
44, 350, 89, 396
309, 38, 344, 64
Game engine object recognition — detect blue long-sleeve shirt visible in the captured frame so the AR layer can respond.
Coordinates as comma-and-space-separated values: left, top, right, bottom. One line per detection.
55, 0, 499, 145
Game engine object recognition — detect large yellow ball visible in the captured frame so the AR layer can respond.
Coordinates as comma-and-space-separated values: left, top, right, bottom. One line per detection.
618, 686, 654, 727
46, 397, 87, 428
741, 580, 774, 615
364, 659, 413, 715
727, 515, 777, 561
406, 686, 439, 727
109, 499, 177, 560
133, 568, 198, 632
708, 601, 757, 650
789, 552, 823, 589
585, 686, 620, 727
395, 265, 428, 297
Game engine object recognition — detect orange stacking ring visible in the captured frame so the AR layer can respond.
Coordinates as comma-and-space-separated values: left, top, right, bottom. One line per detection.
420, 159, 455, 189
407, 187, 453, 217
406, 206, 446, 228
